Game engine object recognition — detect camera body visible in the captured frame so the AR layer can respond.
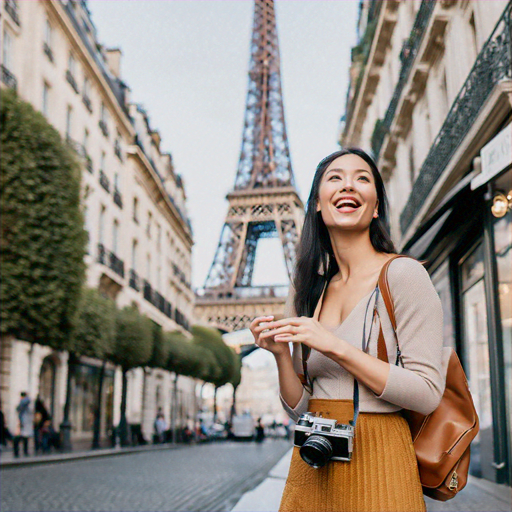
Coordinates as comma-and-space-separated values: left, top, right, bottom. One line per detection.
294, 412, 354, 468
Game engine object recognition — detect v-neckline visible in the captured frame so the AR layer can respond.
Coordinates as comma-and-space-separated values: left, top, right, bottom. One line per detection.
313, 283, 376, 332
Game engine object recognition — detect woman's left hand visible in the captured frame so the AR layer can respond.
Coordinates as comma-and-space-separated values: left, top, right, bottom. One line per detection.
259, 317, 340, 357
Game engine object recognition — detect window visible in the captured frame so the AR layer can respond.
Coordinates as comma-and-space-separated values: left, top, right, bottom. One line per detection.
156, 224, 161, 249
66, 105, 73, 140
113, 220, 119, 254
44, 18, 52, 49
99, 205, 106, 245
131, 240, 138, 270
146, 212, 152, 238
100, 102, 109, 137
2, 29, 13, 70
146, 254, 151, 282
100, 151, 105, 172
133, 197, 139, 223
114, 172, 119, 191
42, 82, 50, 117
68, 53, 76, 77
83, 129, 89, 153
83, 76, 90, 97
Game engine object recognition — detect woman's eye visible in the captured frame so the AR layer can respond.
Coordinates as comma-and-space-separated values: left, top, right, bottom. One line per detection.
358, 176, 370, 182
329, 175, 341, 181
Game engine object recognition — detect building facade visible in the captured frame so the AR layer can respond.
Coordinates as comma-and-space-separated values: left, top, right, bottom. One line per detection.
1, 0, 197, 446
341, 0, 511, 486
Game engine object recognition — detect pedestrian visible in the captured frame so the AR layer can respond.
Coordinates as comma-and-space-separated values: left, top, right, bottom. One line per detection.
13, 392, 34, 457
33, 396, 50, 454
153, 408, 167, 444
255, 417, 265, 443
250, 148, 445, 512
0, 400, 13, 450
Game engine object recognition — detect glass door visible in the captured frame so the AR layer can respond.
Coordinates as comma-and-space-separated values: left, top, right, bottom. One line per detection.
460, 243, 496, 481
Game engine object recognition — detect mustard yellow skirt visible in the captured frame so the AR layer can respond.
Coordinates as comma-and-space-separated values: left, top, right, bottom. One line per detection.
279, 399, 426, 512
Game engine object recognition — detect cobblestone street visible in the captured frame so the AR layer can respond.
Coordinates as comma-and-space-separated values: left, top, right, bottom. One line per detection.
0, 440, 291, 512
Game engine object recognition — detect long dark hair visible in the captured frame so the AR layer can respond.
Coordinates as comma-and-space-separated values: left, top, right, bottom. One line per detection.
293, 147, 396, 317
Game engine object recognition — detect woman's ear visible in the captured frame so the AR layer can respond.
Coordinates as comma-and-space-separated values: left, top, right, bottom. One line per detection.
373, 200, 379, 219
316, 203, 321, 212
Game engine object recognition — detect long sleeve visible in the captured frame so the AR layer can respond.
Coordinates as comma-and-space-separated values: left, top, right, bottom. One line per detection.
376, 258, 446, 415
279, 283, 312, 421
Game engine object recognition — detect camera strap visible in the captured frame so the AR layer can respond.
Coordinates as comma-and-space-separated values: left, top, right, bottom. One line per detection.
351, 286, 379, 428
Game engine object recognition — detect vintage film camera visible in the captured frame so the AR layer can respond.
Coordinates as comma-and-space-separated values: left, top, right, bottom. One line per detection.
294, 412, 354, 468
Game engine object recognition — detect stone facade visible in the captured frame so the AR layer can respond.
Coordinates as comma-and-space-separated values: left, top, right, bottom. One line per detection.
1, 0, 197, 446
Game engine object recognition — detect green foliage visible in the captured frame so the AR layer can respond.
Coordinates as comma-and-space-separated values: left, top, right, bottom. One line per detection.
148, 322, 170, 368
110, 306, 153, 371
191, 325, 236, 388
229, 348, 242, 389
73, 288, 116, 359
0, 89, 86, 349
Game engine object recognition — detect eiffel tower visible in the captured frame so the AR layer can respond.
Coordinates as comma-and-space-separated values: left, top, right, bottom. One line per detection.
195, 0, 304, 334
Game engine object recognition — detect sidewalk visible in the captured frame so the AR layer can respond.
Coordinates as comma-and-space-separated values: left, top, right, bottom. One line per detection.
232, 449, 512, 512
0, 442, 181, 469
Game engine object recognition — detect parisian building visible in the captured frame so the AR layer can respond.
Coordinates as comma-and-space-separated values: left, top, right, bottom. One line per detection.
341, 0, 511, 486
1, 0, 197, 447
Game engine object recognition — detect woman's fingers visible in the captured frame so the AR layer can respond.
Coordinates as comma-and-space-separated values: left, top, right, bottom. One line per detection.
250, 315, 274, 330
260, 325, 298, 339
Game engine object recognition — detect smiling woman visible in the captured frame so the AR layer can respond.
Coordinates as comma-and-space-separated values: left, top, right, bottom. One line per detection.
250, 148, 446, 512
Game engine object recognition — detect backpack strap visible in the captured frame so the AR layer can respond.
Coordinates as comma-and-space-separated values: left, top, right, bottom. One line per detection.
376, 255, 411, 365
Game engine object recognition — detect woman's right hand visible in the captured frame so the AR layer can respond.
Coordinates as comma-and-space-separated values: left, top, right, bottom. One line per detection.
250, 316, 290, 356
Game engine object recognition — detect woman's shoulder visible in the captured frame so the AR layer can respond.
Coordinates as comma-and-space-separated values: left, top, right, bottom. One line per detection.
386, 256, 435, 294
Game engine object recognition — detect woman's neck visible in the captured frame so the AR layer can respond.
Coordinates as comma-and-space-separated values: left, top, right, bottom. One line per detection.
328, 229, 383, 283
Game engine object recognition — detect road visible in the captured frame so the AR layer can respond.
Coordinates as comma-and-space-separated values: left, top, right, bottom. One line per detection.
0, 439, 291, 512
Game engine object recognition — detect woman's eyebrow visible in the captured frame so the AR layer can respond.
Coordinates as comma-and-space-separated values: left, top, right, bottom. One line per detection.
325, 168, 371, 175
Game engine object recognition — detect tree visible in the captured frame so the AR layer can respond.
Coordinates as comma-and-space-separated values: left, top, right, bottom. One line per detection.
110, 306, 153, 446
229, 350, 242, 421
148, 322, 170, 369
72, 288, 116, 449
191, 326, 237, 421
0, 89, 86, 349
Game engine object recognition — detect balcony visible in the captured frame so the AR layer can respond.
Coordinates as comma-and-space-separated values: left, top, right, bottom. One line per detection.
65, 70, 79, 94
371, 0, 436, 160
82, 95, 92, 113
99, 119, 109, 138
5, 0, 20, 26
175, 308, 190, 331
109, 251, 125, 278
143, 280, 153, 302
99, 170, 110, 193
43, 43, 54, 63
400, 3, 512, 235
97, 243, 107, 265
85, 154, 93, 173
114, 140, 123, 161
113, 187, 123, 208
1, 65, 17, 91
129, 269, 140, 291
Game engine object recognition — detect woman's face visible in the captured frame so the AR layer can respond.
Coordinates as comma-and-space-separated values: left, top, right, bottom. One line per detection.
317, 153, 379, 232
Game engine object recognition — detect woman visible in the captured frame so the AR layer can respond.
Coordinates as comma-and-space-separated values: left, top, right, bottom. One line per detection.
250, 148, 445, 512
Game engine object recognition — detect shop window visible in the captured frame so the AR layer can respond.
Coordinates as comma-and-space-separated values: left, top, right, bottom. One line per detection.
431, 262, 455, 348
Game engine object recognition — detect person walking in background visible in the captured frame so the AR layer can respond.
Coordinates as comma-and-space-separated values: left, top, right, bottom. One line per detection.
251, 148, 445, 512
13, 392, 33, 457
33, 396, 50, 454
153, 408, 167, 444
255, 417, 265, 443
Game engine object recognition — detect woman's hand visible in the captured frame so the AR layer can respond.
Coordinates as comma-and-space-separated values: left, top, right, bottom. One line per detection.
259, 317, 341, 358
250, 316, 290, 356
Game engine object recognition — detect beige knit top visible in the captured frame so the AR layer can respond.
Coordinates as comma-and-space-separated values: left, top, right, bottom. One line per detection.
280, 257, 446, 421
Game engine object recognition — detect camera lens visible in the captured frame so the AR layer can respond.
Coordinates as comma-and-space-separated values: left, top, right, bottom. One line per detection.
299, 435, 333, 468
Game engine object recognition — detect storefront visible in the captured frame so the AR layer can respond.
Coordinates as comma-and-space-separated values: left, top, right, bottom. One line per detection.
404, 123, 512, 486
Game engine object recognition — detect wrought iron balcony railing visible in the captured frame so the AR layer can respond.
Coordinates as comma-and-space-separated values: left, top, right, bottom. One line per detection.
109, 251, 125, 278
99, 170, 110, 193
113, 187, 123, 208
43, 43, 54, 62
65, 70, 79, 94
99, 119, 109, 138
400, 3, 511, 234
97, 243, 107, 265
143, 280, 153, 302
85, 154, 93, 173
175, 308, 190, 331
371, 0, 436, 160
114, 140, 123, 161
129, 269, 140, 291
1, 65, 17, 91
196, 284, 289, 301
82, 95, 92, 113
5, 0, 20, 26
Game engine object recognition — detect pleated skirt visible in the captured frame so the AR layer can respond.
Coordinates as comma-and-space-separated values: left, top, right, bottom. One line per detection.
279, 399, 426, 512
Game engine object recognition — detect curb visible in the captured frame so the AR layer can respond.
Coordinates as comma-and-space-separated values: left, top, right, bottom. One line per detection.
0, 442, 185, 469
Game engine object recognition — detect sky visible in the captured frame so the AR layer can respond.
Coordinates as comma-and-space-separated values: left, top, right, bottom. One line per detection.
87, 0, 359, 289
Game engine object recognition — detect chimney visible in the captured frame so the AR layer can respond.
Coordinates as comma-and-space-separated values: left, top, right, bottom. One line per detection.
105, 48, 122, 79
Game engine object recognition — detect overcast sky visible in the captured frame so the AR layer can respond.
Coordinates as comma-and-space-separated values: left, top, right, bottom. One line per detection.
87, 0, 359, 288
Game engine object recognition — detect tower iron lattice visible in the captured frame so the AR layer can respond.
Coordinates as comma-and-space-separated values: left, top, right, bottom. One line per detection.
195, 0, 304, 334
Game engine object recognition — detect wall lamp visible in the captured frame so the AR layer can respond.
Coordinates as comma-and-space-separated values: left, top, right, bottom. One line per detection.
491, 190, 512, 218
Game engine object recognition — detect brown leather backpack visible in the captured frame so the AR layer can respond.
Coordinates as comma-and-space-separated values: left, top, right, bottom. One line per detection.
377, 255, 480, 501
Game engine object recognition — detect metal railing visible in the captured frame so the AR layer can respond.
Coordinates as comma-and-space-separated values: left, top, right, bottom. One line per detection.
99, 119, 109, 138
109, 251, 125, 278
114, 140, 123, 161
400, 3, 511, 234
1, 65, 17, 91
371, 0, 436, 160
97, 243, 107, 265
129, 269, 140, 291
43, 43, 54, 62
82, 95, 92, 113
113, 187, 123, 208
5, 0, 20, 25
197, 284, 289, 301
99, 170, 110, 193
66, 70, 79, 94
85, 155, 93, 173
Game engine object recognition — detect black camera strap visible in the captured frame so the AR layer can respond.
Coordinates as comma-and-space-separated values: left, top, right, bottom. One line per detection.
351, 286, 379, 428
